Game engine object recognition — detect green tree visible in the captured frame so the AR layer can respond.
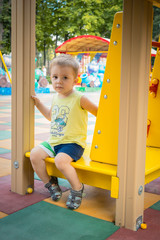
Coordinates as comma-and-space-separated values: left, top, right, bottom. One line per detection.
99, 0, 123, 37
153, 6, 160, 41
56, 0, 123, 40
1, 0, 160, 62
0, 0, 11, 54
36, 0, 56, 65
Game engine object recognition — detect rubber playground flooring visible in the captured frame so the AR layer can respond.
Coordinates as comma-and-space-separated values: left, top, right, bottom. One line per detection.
0, 91, 160, 239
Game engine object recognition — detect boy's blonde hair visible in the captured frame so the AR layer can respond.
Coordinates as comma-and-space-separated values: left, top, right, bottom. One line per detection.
49, 54, 79, 78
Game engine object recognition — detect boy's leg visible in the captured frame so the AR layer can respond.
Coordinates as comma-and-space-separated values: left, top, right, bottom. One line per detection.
55, 152, 84, 209
54, 152, 82, 191
30, 146, 62, 201
30, 146, 50, 184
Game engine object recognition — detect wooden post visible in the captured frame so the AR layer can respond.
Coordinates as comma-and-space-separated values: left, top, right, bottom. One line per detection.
11, 0, 35, 194
115, 0, 153, 230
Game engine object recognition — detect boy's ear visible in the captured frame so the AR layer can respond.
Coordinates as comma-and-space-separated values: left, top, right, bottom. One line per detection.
74, 77, 78, 85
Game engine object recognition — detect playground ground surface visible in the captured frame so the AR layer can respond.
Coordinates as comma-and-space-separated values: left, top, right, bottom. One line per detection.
0, 89, 160, 239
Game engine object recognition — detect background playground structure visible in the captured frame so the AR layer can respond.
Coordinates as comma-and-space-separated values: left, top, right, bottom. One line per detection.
0, 51, 50, 95
55, 35, 110, 88
55, 35, 158, 90
0, 50, 12, 95
0, 35, 157, 95
0, 51, 12, 84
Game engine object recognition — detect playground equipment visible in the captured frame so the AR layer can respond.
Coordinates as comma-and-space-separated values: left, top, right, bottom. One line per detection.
35, 68, 43, 80
55, 35, 109, 87
27, 9, 160, 225
38, 76, 48, 88
0, 75, 11, 88
55, 35, 110, 54
34, 68, 50, 92
11, 0, 160, 232
0, 67, 5, 75
26, 8, 160, 198
0, 51, 12, 95
0, 50, 12, 84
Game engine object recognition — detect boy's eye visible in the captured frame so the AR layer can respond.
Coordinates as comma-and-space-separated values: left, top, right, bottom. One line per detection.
63, 76, 68, 80
52, 76, 57, 80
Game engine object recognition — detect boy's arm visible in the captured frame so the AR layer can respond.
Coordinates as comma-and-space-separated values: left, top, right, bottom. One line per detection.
80, 95, 98, 117
31, 94, 52, 121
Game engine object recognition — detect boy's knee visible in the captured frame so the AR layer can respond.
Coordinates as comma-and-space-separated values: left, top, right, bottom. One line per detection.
30, 148, 39, 164
55, 156, 67, 171
55, 158, 64, 170
55, 153, 72, 171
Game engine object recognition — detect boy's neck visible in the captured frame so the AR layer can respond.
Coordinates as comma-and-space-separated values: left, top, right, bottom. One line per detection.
57, 89, 75, 98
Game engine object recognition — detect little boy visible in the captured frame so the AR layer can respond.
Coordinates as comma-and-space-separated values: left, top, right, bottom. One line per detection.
30, 54, 98, 210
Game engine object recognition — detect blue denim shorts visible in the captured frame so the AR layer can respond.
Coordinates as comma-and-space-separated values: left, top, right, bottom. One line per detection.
39, 141, 84, 161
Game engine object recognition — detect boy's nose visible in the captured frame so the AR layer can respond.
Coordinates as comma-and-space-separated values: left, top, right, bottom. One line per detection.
57, 78, 62, 83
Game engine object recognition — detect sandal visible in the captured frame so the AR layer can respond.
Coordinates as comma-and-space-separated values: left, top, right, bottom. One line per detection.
45, 176, 62, 201
66, 184, 84, 210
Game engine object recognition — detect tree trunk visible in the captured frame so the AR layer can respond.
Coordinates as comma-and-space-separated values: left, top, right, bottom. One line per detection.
43, 41, 46, 66
54, 34, 58, 57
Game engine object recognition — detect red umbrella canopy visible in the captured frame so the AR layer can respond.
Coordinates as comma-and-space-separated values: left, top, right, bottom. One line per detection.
55, 35, 110, 54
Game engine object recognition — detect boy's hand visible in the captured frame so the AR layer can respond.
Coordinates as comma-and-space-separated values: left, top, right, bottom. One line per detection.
31, 94, 40, 107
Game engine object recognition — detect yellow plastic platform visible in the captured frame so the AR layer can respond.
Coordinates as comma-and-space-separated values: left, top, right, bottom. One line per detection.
25, 145, 160, 199
25, 145, 119, 199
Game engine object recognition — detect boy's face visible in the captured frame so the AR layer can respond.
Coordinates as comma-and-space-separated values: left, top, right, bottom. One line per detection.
50, 65, 78, 96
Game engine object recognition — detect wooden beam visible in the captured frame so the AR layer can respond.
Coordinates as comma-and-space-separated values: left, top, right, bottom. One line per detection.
11, 0, 35, 194
115, 0, 153, 230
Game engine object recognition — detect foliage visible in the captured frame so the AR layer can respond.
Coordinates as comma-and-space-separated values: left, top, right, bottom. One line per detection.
0, 0, 123, 58
35, 0, 123, 65
52, 0, 123, 40
1, 0, 160, 64
36, 0, 55, 52
0, 0, 11, 54
153, 6, 160, 41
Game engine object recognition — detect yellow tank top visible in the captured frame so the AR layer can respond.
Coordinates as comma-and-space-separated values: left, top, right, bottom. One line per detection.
49, 91, 88, 148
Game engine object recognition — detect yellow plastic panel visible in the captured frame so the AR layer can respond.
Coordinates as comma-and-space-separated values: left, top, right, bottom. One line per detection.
90, 12, 122, 164
111, 176, 119, 199
46, 163, 114, 191
25, 145, 117, 177
145, 146, 160, 184
25, 147, 118, 196
147, 46, 160, 147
